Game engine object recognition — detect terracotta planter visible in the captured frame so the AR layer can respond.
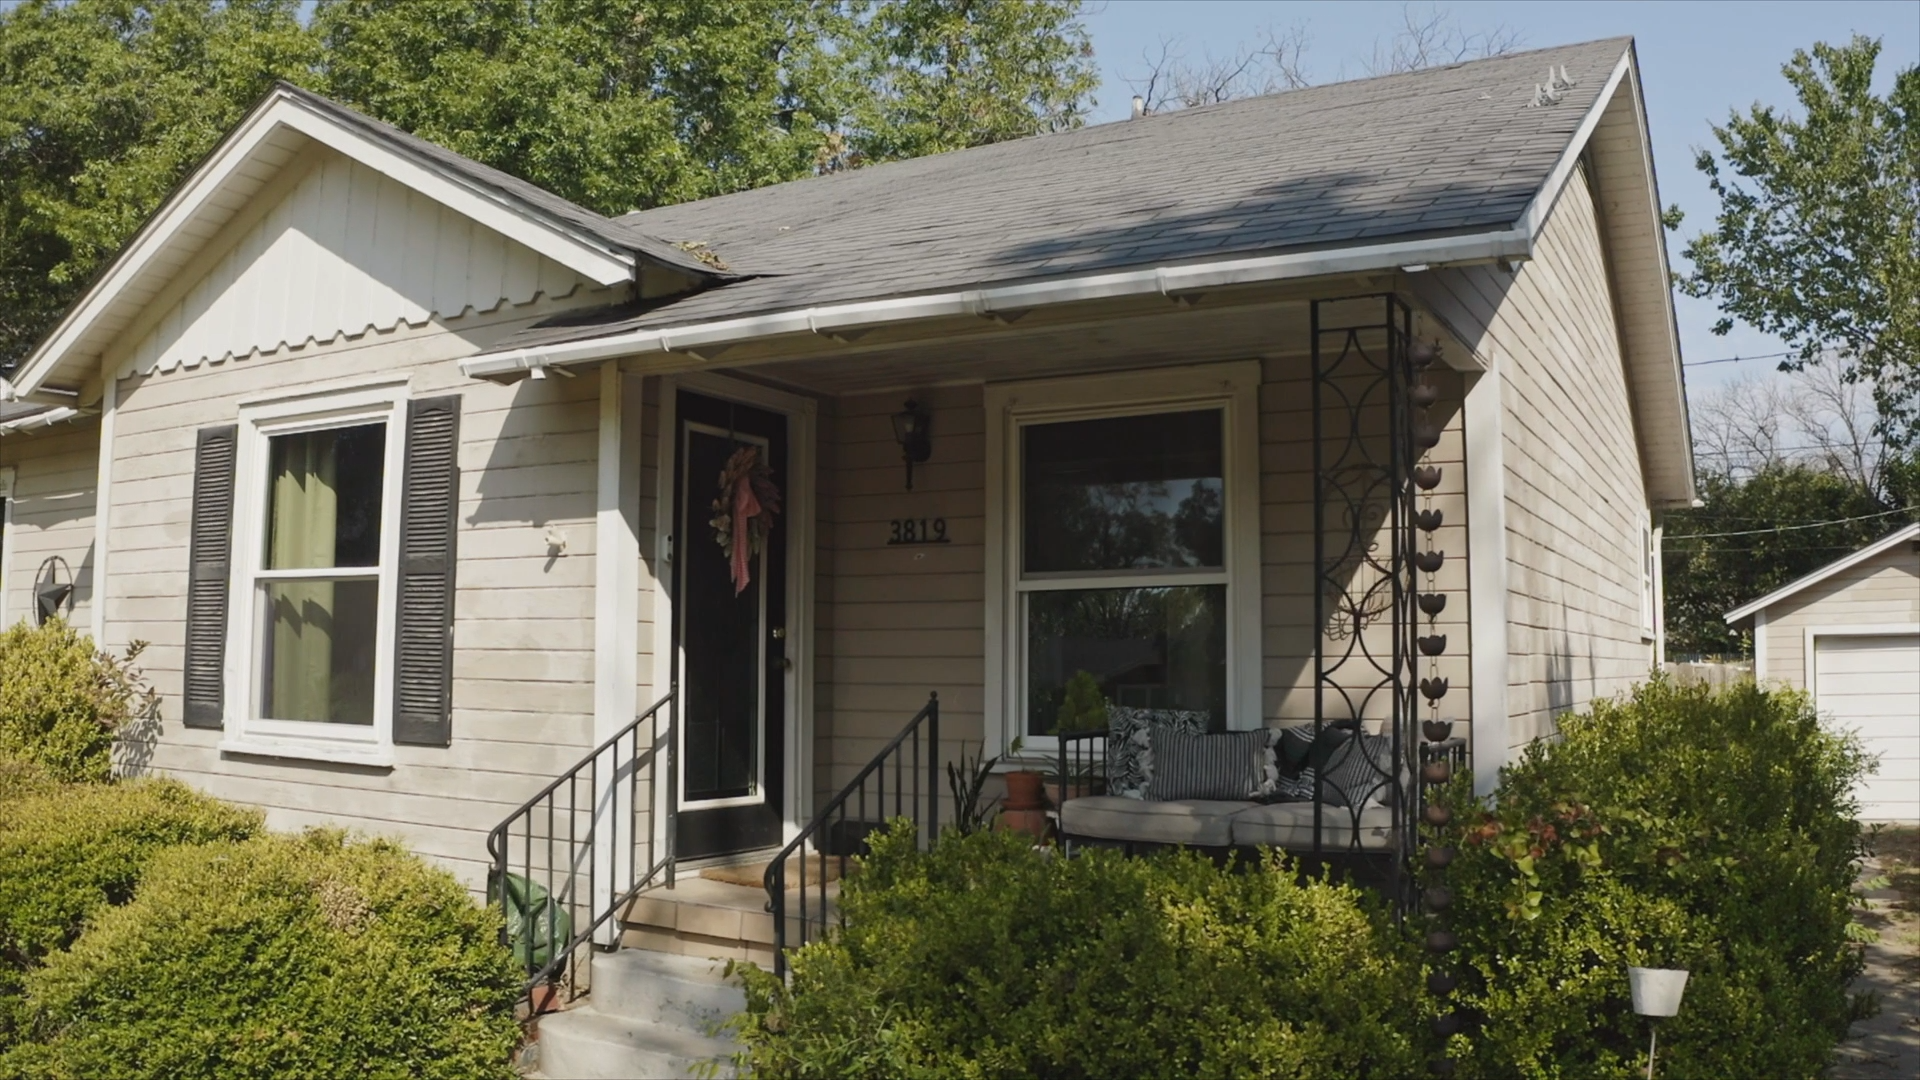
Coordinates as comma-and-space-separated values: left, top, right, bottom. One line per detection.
528, 983, 562, 1015
1053, 782, 1093, 805
1003, 770, 1046, 811
997, 807, 1051, 841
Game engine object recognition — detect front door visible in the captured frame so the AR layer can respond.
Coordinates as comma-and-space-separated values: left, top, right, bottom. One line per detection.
672, 391, 787, 859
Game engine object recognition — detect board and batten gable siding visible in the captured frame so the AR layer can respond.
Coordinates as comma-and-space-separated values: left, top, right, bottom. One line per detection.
0, 422, 101, 629
1419, 165, 1655, 748
1758, 544, 1920, 687
95, 152, 625, 887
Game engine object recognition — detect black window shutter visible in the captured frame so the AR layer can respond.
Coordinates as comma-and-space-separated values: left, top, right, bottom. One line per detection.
182, 425, 238, 728
393, 395, 460, 746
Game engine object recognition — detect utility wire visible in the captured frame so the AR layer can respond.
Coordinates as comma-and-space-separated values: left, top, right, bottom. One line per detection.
1668, 505, 1918, 539
1683, 350, 1799, 368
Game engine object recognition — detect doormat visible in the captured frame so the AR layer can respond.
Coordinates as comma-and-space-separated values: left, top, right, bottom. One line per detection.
700, 852, 847, 889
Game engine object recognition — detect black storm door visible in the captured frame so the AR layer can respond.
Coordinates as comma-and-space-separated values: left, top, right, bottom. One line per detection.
672, 391, 787, 859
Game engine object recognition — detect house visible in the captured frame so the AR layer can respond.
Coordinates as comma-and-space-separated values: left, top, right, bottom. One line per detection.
1, 35, 1691, 1034
1725, 522, 1920, 823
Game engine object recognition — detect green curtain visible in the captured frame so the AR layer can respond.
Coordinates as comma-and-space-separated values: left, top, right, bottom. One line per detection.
267, 433, 338, 723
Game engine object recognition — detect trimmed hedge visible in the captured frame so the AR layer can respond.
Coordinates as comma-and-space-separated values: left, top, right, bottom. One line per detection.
734, 822, 1424, 1078
1, 830, 523, 1080
0, 779, 260, 1047
0, 620, 157, 784
1433, 679, 1873, 1079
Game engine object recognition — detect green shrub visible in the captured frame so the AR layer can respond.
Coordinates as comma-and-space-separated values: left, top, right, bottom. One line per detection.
0, 778, 260, 1046
1, 829, 522, 1080
734, 821, 1424, 1078
1432, 678, 1873, 1079
0, 620, 158, 784
0, 759, 56, 806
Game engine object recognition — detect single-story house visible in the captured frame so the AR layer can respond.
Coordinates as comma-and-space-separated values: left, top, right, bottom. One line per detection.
1726, 522, 1920, 822
2, 34, 1691, 1020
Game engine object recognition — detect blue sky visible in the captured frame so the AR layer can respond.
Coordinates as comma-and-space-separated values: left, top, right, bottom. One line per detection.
1080, 1, 1920, 391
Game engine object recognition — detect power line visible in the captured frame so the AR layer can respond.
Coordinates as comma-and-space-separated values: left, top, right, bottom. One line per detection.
1683, 350, 1799, 368
1668, 505, 1917, 539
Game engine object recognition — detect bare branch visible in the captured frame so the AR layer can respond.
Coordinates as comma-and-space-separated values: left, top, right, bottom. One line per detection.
1122, 22, 1311, 114
1363, 3, 1523, 77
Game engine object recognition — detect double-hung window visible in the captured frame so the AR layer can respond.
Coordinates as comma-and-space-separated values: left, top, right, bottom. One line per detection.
222, 381, 410, 762
987, 363, 1262, 755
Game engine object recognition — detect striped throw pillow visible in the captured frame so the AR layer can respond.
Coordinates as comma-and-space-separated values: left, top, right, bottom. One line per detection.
1147, 728, 1272, 802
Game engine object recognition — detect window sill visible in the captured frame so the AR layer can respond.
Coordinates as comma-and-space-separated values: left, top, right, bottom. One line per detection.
217, 737, 395, 769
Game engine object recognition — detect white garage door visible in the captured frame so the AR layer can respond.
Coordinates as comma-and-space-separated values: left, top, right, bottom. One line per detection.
1815, 634, 1920, 822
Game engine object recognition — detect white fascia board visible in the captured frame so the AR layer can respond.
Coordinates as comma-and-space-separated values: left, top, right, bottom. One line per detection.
459, 228, 1536, 380
1725, 522, 1920, 623
0, 407, 86, 436
1516, 49, 1632, 240
11, 89, 634, 399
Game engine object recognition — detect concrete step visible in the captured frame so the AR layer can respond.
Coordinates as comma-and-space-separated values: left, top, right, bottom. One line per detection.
620, 877, 839, 966
533, 1004, 738, 1080
590, 948, 745, 1030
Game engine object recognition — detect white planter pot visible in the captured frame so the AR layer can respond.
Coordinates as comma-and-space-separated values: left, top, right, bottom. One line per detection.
1628, 966, 1689, 1017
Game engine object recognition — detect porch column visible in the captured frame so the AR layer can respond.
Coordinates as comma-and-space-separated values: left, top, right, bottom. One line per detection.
1463, 364, 1510, 795
592, 361, 644, 944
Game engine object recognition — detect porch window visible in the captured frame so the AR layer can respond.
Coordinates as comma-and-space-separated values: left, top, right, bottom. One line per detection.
1020, 411, 1228, 734
987, 362, 1262, 755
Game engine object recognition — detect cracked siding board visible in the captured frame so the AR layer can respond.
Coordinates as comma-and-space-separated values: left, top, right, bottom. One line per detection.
1759, 549, 1920, 688
1429, 168, 1652, 747
1, 423, 100, 629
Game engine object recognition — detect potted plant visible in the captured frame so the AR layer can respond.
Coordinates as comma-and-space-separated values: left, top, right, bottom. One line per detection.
1047, 671, 1109, 804
995, 738, 1051, 840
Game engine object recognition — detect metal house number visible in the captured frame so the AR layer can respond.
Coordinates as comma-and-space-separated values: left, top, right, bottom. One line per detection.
887, 518, 950, 545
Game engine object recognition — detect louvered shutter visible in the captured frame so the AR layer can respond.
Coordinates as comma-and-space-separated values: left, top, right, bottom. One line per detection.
182, 425, 238, 728
393, 395, 460, 746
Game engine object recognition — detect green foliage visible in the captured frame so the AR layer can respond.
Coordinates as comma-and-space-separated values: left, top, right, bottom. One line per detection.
1681, 36, 1920, 441
1661, 464, 1917, 657
1, 830, 522, 1080
0, 0, 1097, 371
1050, 670, 1107, 735
0, 779, 260, 1048
732, 821, 1424, 1078
946, 738, 1014, 834
1432, 679, 1874, 1079
0, 619, 159, 784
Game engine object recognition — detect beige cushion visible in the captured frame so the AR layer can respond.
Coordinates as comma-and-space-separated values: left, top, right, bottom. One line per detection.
1229, 801, 1397, 851
1059, 796, 1251, 847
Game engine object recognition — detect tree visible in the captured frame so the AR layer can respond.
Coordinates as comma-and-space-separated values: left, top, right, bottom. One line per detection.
1689, 362, 1900, 501
1680, 37, 1920, 442
0, 0, 1098, 373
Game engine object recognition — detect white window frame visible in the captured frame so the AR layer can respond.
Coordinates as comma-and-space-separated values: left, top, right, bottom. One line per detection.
218, 377, 411, 766
984, 361, 1263, 761
1640, 508, 1658, 641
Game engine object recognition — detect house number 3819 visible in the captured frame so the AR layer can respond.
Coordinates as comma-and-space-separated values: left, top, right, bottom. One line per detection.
887, 518, 950, 545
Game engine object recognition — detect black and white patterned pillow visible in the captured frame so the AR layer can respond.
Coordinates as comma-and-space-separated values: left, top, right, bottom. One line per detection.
1275, 726, 1317, 771
1147, 728, 1271, 801
1268, 765, 1318, 803
1107, 706, 1209, 799
1319, 732, 1398, 808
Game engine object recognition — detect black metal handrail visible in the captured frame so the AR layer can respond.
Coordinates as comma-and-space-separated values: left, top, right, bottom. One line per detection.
765, 691, 939, 979
486, 687, 677, 992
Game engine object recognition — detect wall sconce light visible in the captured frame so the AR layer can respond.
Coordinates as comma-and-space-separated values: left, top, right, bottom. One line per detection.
891, 399, 932, 490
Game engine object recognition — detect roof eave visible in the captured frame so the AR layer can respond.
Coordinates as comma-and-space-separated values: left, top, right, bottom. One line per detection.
1724, 522, 1920, 623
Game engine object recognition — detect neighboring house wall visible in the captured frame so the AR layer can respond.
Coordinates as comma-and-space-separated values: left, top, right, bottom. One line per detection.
0, 422, 100, 630
1420, 165, 1655, 747
1758, 545, 1920, 687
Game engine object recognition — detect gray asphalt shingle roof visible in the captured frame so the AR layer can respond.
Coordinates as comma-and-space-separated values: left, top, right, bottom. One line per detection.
494, 37, 1630, 350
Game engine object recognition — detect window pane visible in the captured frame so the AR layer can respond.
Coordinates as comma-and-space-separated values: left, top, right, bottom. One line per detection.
1026, 585, 1226, 736
266, 424, 386, 570
1022, 410, 1223, 574
261, 579, 379, 724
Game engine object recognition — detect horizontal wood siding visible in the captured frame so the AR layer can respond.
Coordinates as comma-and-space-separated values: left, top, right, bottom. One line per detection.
111, 284, 616, 890
1419, 166, 1653, 748
1, 423, 101, 629
1761, 547, 1920, 687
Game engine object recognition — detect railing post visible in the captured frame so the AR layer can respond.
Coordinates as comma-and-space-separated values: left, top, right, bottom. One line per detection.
926, 692, 940, 844
666, 680, 678, 888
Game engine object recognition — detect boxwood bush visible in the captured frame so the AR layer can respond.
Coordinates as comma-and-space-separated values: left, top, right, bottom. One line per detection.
1, 829, 522, 1080
733, 822, 1424, 1078
0, 620, 157, 784
1431, 679, 1873, 1079
0, 779, 260, 1047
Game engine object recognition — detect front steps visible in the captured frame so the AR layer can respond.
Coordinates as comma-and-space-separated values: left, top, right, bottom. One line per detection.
527, 878, 839, 1078
530, 951, 742, 1080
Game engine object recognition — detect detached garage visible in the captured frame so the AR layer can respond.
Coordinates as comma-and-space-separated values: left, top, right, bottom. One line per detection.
1727, 522, 1920, 823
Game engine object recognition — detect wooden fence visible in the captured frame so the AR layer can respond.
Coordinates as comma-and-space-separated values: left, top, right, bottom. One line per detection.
1661, 661, 1754, 689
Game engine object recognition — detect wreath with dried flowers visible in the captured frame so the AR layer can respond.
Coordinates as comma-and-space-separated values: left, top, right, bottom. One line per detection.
710, 446, 782, 596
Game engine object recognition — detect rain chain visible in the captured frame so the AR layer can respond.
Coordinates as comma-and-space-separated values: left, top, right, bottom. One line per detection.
1407, 339, 1461, 1076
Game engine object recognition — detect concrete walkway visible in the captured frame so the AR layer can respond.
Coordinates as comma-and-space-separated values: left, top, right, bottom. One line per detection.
1832, 830, 1920, 1080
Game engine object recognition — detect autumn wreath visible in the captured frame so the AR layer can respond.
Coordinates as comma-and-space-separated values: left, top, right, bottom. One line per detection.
710, 445, 782, 595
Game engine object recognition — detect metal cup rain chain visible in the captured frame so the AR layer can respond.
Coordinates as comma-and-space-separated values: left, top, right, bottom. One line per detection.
710, 444, 782, 595
1405, 337, 1464, 1077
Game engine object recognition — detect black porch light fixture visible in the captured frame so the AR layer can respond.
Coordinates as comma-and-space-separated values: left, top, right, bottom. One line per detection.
891, 399, 932, 490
